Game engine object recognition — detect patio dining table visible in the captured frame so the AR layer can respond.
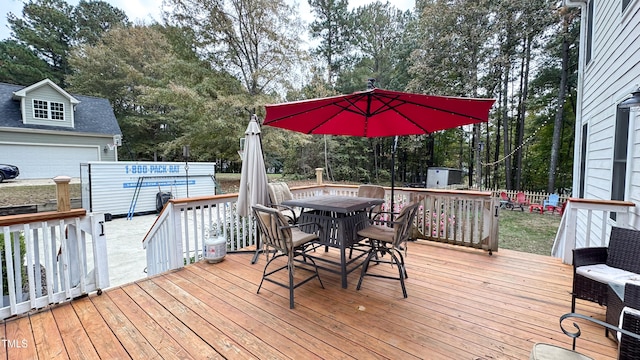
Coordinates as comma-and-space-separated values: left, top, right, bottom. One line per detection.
281, 195, 385, 288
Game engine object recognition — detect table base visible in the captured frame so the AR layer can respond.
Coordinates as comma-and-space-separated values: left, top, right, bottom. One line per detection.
298, 210, 369, 288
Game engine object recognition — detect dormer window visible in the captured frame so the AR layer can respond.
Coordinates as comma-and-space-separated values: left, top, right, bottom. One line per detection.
33, 99, 64, 120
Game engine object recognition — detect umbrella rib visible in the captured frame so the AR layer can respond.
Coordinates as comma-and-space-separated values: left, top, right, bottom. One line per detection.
304, 98, 369, 133
370, 94, 488, 132
265, 94, 369, 129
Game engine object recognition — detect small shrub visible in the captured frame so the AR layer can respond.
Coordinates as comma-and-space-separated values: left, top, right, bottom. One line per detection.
0, 232, 27, 296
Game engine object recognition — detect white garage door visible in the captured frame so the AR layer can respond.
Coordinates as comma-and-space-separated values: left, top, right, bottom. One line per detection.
1, 144, 100, 179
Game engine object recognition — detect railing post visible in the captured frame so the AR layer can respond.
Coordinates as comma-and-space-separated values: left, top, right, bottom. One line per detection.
53, 175, 72, 212
89, 213, 110, 289
315, 168, 324, 185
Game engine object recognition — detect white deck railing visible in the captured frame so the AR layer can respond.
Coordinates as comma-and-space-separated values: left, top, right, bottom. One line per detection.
0, 209, 109, 319
142, 184, 499, 276
142, 193, 255, 276
552, 198, 636, 264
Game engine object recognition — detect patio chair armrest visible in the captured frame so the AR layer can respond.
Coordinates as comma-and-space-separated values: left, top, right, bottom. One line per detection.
281, 221, 323, 239
372, 219, 403, 227
572, 247, 607, 268
353, 217, 402, 238
270, 204, 298, 224
281, 221, 319, 231
625, 283, 640, 309
560, 312, 640, 351
352, 210, 396, 229
370, 210, 398, 221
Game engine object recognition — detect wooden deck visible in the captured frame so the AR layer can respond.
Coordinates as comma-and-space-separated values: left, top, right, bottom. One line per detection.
0, 241, 619, 359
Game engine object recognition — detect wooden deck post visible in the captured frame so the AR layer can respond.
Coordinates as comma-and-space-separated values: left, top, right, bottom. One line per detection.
53, 175, 72, 212
315, 168, 324, 185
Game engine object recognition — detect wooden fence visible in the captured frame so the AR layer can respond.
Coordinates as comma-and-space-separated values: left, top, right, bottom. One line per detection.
490, 189, 569, 207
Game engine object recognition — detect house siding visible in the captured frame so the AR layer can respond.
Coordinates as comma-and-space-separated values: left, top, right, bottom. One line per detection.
23, 86, 74, 128
577, 0, 640, 233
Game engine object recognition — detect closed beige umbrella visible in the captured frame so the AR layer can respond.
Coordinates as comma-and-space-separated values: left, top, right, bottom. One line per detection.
237, 115, 269, 217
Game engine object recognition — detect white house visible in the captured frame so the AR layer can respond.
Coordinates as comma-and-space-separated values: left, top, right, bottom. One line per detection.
0, 79, 122, 179
557, 0, 640, 256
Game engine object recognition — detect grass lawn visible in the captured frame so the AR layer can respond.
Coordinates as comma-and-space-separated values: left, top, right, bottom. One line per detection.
497, 207, 561, 256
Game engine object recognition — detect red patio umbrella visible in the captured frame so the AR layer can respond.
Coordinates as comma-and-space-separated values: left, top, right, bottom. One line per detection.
263, 86, 495, 210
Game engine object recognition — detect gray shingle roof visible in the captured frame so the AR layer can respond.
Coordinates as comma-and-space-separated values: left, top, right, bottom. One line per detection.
0, 82, 122, 136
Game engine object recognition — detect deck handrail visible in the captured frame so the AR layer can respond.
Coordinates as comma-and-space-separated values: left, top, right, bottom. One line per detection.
141, 184, 499, 276
551, 198, 636, 264
0, 209, 109, 319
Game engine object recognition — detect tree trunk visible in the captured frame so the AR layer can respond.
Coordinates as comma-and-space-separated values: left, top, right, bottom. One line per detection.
502, 62, 512, 190
515, 35, 532, 190
494, 90, 502, 190
548, 15, 570, 194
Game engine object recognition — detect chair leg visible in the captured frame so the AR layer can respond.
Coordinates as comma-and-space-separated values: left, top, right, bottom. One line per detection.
357, 250, 376, 291
251, 235, 263, 264
288, 262, 295, 309
395, 249, 408, 279
306, 256, 324, 289
257, 255, 278, 294
389, 251, 408, 298
357, 245, 408, 297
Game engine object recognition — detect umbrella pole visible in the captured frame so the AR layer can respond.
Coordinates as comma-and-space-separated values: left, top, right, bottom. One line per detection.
391, 136, 398, 220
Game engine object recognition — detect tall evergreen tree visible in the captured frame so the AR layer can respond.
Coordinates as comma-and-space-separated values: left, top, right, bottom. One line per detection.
7, 0, 76, 85
308, 0, 353, 86
4, 0, 130, 86
0, 40, 56, 84
73, 0, 130, 46
350, 1, 410, 91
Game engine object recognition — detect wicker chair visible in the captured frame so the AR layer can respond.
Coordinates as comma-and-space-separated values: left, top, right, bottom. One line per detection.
571, 227, 640, 313
252, 204, 324, 309
607, 282, 640, 339
356, 202, 420, 298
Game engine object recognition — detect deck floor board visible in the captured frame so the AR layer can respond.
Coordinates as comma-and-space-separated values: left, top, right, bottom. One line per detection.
1, 241, 619, 359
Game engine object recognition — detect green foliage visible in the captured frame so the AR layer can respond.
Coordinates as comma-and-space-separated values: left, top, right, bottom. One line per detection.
7, 0, 75, 84
67, 25, 254, 164
0, 40, 56, 85
4, 0, 130, 86
164, 0, 306, 96
73, 0, 130, 46
350, 2, 410, 90
0, 232, 27, 296
308, 0, 353, 84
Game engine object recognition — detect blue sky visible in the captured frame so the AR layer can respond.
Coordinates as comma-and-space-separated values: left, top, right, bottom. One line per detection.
1, 0, 415, 41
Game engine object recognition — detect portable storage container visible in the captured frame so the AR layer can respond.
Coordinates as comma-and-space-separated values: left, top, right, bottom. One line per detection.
426, 167, 463, 189
80, 161, 216, 217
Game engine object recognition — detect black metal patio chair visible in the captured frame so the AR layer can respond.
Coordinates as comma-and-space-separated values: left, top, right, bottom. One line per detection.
252, 204, 324, 309
355, 202, 420, 298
